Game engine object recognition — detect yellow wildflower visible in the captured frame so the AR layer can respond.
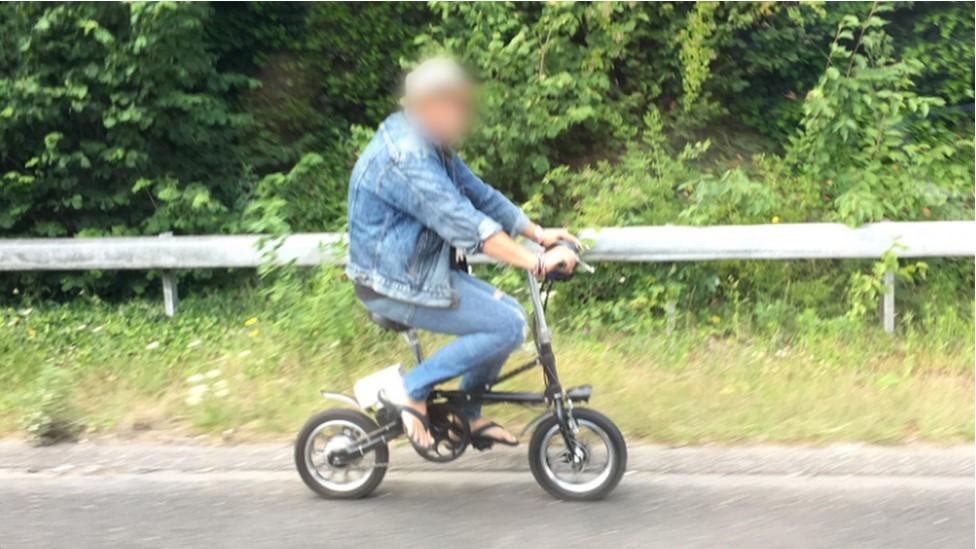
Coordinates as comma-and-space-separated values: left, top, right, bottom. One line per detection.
244, 316, 258, 326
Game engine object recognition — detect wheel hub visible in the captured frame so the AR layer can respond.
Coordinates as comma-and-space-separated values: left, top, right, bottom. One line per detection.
324, 434, 355, 467
564, 442, 590, 471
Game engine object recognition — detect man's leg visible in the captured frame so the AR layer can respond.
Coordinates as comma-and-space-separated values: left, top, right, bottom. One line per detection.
402, 271, 526, 405
359, 271, 526, 446
451, 272, 528, 419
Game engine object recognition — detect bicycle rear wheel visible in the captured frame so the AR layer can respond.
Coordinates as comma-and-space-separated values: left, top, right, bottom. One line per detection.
295, 408, 388, 499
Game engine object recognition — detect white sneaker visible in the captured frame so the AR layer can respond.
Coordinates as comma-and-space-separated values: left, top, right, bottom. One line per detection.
354, 364, 407, 409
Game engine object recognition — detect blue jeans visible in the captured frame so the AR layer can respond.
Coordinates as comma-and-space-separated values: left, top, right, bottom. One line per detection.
358, 271, 527, 419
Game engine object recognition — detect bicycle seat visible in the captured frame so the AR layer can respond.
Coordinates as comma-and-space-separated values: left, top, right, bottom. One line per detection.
368, 312, 412, 333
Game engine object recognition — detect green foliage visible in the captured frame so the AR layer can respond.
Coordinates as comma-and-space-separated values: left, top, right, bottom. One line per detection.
0, 3, 255, 296
0, 279, 972, 443
208, 2, 430, 171
244, 126, 373, 235
678, 2, 719, 111
846, 249, 927, 321
416, 2, 644, 199
898, 2, 975, 108
0, 1, 972, 332
787, 5, 971, 225
0, 3, 253, 238
20, 364, 80, 445
244, 152, 344, 235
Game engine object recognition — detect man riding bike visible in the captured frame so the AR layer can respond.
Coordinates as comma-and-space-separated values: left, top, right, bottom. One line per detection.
346, 57, 579, 450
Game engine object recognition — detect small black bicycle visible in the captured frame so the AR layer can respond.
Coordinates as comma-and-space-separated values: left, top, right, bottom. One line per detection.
295, 243, 627, 501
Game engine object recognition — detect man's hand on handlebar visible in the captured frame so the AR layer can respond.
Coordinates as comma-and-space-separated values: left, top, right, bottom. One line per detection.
543, 244, 578, 275
481, 229, 588, 279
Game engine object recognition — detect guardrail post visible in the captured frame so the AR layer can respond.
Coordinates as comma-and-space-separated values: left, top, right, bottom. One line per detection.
159, 232, 178, 317
882, 269, 895, 334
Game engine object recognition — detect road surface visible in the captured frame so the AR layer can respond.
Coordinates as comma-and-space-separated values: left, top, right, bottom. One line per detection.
0, 442, 971, 548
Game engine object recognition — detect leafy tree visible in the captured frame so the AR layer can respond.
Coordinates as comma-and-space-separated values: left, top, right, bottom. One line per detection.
0, 3, 254, 239
787, 4, 971, 225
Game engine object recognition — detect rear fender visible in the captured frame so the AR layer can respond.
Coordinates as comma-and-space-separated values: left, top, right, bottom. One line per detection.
319, 391, 362, 410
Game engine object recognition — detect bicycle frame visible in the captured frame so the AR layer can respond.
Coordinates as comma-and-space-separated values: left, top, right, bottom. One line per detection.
326, 270, 591, 463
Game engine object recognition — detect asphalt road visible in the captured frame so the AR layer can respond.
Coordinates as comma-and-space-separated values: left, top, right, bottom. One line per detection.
2, 468, 972, 549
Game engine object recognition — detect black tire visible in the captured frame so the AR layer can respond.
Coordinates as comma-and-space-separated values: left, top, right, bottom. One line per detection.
528, 408, 627, 501
295, 408, 388, 499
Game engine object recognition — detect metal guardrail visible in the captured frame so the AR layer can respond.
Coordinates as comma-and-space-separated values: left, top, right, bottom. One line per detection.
1, 221, 973, 330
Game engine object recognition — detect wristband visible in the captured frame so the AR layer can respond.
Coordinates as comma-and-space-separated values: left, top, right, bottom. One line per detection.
531, 225, 545, 244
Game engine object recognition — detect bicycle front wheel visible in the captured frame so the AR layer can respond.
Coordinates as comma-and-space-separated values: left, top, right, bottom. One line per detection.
528, 407, 627, 501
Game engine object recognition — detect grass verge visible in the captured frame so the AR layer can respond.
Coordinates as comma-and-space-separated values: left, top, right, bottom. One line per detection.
1, 284, 972, 445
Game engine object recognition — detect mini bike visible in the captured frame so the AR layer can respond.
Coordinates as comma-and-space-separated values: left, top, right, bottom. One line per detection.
295, 244, 627, 501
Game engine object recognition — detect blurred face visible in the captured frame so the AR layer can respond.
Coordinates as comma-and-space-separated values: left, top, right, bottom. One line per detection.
409, 88, 474, 147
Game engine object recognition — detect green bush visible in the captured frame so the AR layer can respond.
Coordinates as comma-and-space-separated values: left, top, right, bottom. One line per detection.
0, 1, 972, 330
0, 3, 255, 296
0, 3, 254, 238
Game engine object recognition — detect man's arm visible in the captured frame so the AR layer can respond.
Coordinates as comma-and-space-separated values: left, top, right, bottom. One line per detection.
452, 156, 531, 236
452, 156, 582, 248
381, 153, 577, 273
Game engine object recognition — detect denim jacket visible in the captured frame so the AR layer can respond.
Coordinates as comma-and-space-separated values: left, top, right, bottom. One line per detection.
346, 112, 530, 307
